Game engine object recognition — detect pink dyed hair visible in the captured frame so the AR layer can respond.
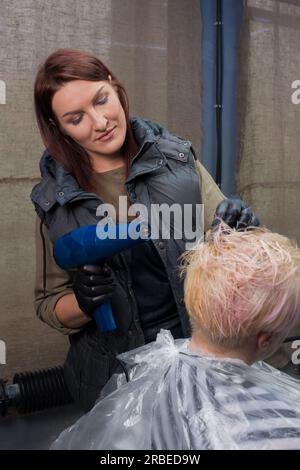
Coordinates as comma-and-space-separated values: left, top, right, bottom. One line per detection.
182, 222, 300, 346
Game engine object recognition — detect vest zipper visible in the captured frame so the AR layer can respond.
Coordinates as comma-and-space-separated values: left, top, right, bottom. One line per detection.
119, 252, 143, 339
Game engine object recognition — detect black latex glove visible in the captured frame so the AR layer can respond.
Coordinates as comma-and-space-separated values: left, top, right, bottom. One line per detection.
213, 197, 260, 230
73, 265, 116, 317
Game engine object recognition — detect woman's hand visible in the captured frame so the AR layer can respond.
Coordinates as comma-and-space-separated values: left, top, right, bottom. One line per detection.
73, 265, 116, 317
213, 198, 260, 230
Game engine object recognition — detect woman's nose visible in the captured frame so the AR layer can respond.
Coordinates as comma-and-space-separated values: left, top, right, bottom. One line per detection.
92, 111, 108, 131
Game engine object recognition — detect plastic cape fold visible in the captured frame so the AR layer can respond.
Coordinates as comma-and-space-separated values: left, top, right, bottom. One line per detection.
51, 330, 300, 450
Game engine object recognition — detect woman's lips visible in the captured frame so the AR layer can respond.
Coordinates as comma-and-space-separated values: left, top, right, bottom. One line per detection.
95, 127, 116, 142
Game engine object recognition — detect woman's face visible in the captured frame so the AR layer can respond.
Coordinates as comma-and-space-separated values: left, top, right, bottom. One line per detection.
52, 79, 127, 162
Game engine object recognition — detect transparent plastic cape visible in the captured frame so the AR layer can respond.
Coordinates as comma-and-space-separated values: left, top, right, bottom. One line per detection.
51, 330, 300, 450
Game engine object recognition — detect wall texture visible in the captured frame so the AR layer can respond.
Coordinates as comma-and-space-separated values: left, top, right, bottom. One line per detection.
237, 0, 300, 245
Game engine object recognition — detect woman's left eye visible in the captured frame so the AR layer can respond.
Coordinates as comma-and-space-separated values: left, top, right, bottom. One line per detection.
96, 96, 108, 105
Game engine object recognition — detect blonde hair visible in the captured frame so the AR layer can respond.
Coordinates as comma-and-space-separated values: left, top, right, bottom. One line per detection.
182, 222, 300, 347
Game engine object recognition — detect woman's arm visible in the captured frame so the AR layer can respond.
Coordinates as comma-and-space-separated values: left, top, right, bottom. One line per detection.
55, 293, 91, 329
34, 216, 91, 334
195, 161, 225, 232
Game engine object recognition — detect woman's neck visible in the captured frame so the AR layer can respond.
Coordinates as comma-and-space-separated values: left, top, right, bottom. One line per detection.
89, 152, 125, 173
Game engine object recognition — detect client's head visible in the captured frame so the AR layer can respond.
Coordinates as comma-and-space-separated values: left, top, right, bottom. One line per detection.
182, 222, 300, 364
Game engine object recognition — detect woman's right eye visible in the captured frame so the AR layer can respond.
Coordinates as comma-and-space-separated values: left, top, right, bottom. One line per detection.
71, 116, 82, 126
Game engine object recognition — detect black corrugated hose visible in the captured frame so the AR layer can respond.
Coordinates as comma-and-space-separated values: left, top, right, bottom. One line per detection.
0, 365, 73, 416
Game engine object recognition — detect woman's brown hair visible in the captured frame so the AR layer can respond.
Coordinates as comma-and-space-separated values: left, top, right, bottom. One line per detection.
34, 48, 138, 191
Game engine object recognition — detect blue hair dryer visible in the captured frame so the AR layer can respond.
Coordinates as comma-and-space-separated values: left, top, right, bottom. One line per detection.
53, 221, 150, 332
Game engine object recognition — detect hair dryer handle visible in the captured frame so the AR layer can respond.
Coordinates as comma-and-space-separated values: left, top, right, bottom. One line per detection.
93, 302, 116, 332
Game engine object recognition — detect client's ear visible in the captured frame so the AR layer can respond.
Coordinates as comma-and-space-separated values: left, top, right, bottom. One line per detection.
257, 332, 272, 352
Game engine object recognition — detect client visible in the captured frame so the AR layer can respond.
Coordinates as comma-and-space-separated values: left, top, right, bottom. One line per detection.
52, 222, 300, 450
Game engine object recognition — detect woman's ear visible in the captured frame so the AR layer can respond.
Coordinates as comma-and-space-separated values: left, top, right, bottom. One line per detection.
107, 76, 118, 93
